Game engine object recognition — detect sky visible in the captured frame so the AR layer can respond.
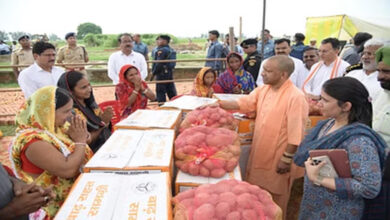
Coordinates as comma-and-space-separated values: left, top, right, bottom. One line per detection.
0, 0, 389, 39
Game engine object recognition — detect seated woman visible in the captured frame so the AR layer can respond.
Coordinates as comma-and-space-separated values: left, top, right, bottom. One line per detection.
213, 52, 255, 94
190, 67, 217, 98
57, 71, 112, 153
10, 86, 93, 219
294, 77, 387, 219
115, 64, 156, 119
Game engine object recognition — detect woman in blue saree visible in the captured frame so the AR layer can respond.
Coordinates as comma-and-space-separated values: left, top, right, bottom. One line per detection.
294, 77, 387, 220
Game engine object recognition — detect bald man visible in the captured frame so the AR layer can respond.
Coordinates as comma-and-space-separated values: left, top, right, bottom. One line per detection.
211, 55, 308, 219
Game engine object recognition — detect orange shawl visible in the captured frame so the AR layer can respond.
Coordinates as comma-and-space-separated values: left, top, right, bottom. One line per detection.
191, 67, 216, 97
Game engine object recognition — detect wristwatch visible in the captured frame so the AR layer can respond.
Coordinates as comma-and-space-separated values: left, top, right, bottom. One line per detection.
313, 175, 324, 186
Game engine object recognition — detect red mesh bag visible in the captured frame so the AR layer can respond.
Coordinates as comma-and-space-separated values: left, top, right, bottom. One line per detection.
172, 179, 282, 220
180, 107, 238, 132
175, 126, 240, 178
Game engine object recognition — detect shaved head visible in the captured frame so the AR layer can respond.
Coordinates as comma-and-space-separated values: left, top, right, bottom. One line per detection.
268, 55, 295, 76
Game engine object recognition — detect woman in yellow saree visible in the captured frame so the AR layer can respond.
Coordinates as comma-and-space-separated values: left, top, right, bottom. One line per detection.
10, 86, 93, 219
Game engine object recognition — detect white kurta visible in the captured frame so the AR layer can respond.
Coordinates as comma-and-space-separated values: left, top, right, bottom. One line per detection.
296, 66, 310, 89
18, 63, 64, 99
256, 56, 306, 88
107, 50, 148, 84
345, 69, 381, 102
373, 89, 390, 149
303, 58, 350, 96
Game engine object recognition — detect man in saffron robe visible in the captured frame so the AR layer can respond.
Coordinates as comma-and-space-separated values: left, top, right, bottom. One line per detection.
212, 55, 308, 219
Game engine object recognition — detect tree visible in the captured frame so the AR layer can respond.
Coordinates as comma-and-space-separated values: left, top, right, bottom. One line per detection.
0, 30, 9, 41
77, 22, 102, 39
83, 33, 101, 47
48, 33, 61, 41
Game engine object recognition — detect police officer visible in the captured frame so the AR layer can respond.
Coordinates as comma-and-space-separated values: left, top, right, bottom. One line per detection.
241, 38, 262, 82
57, 32, 89, 75
11, 35, 34, 78
152, 35, 177, 104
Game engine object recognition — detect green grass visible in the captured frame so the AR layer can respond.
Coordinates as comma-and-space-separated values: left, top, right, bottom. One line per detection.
0, 83, 18, 88
88, 52, 111, 62
87, 48, 206, 64
0, 61, 12, 71
0, 125, 17, 136
0, 37, 209, 80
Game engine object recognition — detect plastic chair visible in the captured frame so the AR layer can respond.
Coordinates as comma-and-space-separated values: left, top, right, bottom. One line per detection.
98, 100, 121, 128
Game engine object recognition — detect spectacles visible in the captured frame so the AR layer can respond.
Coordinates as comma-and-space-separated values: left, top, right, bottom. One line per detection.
304, 55, 316, 59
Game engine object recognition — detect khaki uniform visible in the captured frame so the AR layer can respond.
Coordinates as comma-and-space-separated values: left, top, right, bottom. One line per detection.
11, 48, 34, 71
57, 45, 88, 75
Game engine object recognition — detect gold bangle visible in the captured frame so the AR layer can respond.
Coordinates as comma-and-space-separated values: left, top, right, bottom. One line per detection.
132, 90, 139, 95
283, 151, 295, 157
280, 156, 292, 164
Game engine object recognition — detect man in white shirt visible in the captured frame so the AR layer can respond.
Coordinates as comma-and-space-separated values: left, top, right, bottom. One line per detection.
302, 38, 350, 99
345, 39, 384, 102
299, 47, 319, 89
256, 38, 306, 88
18, 41, 64, 99
373, 46, 390, 148
107, 33, 148, 84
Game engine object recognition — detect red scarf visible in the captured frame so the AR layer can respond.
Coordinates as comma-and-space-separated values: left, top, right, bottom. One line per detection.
115, 64, 148, 118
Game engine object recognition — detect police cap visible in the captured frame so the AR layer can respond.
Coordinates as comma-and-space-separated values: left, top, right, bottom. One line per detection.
65, 32, 76, 40
18, 35, 30, 42
240, 38, 258, 47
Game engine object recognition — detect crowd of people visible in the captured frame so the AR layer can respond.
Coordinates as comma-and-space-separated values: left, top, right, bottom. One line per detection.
0, 29, 389, 220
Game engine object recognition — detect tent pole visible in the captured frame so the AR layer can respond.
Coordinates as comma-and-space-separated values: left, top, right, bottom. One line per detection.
338, 15, 345, 39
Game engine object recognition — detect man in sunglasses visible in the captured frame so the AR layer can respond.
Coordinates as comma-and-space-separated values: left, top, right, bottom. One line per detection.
297, 47, 319, 89
303, 47, 319, 71
241, 38, 262, 82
